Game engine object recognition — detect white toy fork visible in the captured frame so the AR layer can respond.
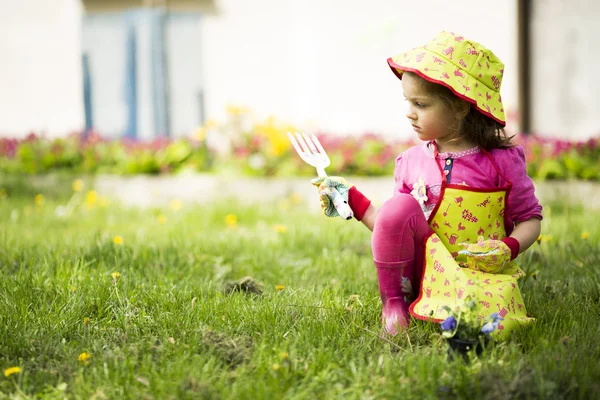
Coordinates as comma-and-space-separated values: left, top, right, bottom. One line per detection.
286, 132, 354, 220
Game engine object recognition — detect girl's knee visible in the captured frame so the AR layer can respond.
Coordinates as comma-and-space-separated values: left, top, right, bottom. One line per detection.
375, 193, 424, 232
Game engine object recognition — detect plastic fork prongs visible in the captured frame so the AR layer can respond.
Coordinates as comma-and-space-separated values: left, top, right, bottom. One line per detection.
286, 132, 353, 220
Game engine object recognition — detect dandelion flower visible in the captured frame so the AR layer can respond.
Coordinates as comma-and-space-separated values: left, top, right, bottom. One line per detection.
111, 272, 121, 281
72, 179, 84, 192
275, 285, 285, 291
280, 352, 289, 360
4, 367, 21, 377
224, 214, 237, 227
271, 363, 280, 371
273, 224, 287, 233
581, 231, 590, 240
113, 235, 123, 245
71, 286, 77, 293
542, 235, 552, 243
34, 194, 44, 207
85, 190, 98, 209
157, 215, 167, 225
78, 352, 92, 365
83, 317, 89, 326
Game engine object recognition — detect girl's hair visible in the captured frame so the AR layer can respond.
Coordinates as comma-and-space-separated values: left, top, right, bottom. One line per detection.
406, 72, 514, 150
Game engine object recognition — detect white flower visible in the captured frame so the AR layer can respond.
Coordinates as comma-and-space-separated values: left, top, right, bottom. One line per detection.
410, 177, 428, 205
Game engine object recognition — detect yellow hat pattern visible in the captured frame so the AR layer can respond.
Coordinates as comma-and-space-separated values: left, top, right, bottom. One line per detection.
387, 31, 506, 126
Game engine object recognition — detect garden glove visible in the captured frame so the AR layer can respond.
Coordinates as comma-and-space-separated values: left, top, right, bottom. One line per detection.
311, 177, 372, 221
457, 236, 518, 274
311, 176, 351, 218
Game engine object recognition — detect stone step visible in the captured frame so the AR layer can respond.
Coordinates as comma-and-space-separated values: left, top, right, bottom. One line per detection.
93, 174, 600, 211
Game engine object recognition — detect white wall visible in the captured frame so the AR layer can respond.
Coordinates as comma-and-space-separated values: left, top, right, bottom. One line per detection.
530, 0, 600, 139
201, 0, 518, 139
0, 0, 517, 139
0, 0, 84, 138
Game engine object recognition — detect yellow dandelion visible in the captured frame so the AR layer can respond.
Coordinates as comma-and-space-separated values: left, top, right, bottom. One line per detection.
224, 214, 237, 227
78, 352, 92, 365
157, 215, 167, 225
273, 224, 288, 233
272, 363, 280, 371
34, 194, 44, 207
113, 235, 123, 245
85, 190, 98, 209
275, 285, 285, 291
72, 179, 84, 192
280, 352, 289, 360
581, 231, 590, 240
542, 235, 552, 243
83, 317, 89, 326
536, 234, 542, 244
71, 286, 77, 293
111, 272, 121, 281
4, 367, 21, 377
170, 199, 182, 211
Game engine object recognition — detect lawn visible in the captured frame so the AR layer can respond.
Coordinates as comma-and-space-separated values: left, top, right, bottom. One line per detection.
1, 178, 599, 399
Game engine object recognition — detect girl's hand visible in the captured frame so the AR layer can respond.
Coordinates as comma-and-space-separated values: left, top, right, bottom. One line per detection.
311, 176, 351, 218
457, 236, 512, 273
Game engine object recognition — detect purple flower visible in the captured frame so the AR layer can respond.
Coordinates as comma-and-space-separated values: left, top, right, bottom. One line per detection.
481, 321, 497, 334
440, 316, 457, 331
481, 312, 504, 334
489, 312, 504, 322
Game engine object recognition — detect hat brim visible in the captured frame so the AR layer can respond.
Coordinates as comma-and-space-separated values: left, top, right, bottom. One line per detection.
387, 55, 506, 126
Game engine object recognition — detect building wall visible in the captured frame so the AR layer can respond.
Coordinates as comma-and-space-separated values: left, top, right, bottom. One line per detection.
1, 0, 519, 139
201, 0, 518, 139
0, 0, 84, 138
530, 0, 600, 139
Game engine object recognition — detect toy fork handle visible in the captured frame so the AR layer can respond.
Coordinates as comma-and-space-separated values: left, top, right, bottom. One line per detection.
316, 168, 353, 220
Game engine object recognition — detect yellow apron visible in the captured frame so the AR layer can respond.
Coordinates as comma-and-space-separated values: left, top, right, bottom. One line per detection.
408, 146, 534, 338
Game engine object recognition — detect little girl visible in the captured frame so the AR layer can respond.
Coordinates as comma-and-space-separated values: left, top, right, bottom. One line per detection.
314, 31, 542, 337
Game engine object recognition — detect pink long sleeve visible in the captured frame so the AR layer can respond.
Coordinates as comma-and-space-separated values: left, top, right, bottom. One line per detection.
490, 146, 543, 223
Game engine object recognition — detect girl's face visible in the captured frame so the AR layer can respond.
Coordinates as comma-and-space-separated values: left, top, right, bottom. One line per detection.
402, 73, 468, 152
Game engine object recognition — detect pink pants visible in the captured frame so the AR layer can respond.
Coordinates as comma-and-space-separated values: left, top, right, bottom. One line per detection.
371, 193, 432, 290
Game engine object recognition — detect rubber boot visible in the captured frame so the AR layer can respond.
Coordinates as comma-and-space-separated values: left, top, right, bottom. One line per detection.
375, 260, 414, 335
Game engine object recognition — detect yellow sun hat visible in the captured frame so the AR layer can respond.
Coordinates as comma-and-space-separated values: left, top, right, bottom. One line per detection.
387, 31, 506, 126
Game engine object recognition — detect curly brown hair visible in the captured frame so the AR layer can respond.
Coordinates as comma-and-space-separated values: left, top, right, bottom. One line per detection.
405, 72, 514, 150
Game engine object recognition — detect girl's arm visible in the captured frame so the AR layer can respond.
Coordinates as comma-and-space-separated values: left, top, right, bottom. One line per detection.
509, 218, 542, 254
359, 203, 378, 232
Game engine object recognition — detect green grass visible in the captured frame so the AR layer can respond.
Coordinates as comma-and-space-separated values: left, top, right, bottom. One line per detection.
1, 182, 599, 399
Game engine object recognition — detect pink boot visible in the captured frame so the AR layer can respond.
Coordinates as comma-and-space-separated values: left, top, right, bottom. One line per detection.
376, 260, 414, 335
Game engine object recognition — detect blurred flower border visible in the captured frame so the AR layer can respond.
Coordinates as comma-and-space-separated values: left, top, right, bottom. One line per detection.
1, 107, 599, 180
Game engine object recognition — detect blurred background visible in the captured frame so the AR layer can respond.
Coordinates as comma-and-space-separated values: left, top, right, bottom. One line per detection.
0, 0, 599, 206
1, 0, 598, 141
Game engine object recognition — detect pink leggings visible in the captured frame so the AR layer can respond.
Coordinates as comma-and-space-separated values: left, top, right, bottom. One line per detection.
371, 193, 432, 288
